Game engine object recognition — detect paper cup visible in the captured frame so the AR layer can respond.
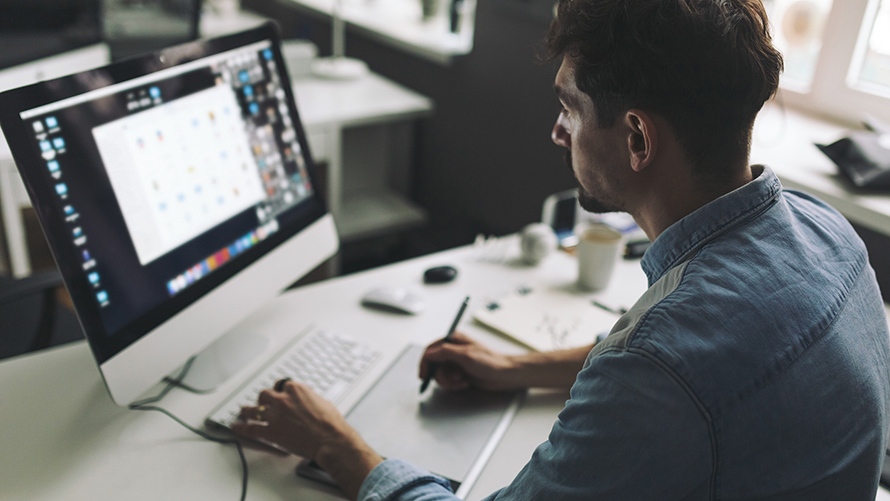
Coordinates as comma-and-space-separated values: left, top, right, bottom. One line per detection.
576, 222, 623, 291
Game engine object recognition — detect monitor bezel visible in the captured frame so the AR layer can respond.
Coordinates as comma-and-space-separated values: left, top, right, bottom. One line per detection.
0, 23, 333, 374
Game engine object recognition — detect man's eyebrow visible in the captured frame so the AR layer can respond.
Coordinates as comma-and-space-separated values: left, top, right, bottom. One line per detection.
553, 85, 578, 108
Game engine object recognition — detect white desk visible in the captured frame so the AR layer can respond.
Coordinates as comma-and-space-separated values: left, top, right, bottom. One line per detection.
6, 235, 890, 501
751, 104, 890, 237
0, 238, 646, 500
3, 238, 890, 500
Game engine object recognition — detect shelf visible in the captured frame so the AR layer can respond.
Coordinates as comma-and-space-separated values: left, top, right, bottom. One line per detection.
283, 0, 476, 65
337, 190, 428, 242
292, 71, 433, 128
199, 7, 269, 37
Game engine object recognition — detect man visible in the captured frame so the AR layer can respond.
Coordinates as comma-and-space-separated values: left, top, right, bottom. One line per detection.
233, 0, 890, 499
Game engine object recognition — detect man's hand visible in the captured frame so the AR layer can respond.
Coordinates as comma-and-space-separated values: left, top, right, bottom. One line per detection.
419, 332, 522, 391
419, 332, 593, 391
231, 381, 382, 500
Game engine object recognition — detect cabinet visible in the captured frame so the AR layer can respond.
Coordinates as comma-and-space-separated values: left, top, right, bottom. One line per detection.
272, 0, 477, 65
292, 71, 433, 244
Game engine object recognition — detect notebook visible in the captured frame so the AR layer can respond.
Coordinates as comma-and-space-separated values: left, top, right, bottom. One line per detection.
473, 285, 621, 351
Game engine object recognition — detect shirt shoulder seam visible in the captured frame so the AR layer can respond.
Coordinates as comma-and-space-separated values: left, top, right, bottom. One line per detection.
594, 345, 719, 499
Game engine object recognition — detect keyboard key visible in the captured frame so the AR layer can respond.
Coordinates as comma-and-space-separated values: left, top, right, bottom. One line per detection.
207, 328, 380, 427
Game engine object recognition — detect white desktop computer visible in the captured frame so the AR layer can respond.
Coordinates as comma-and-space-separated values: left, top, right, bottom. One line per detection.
0, 27, 522, 497
0, 23, 338, 405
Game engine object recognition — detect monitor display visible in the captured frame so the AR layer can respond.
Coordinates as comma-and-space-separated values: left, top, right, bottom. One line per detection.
0, 23, 338, 405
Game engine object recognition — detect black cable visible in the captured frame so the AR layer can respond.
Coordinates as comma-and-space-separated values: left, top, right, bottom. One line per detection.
161, 376, 216, 394
128, 356, 249, 501
130, 356, 197, 407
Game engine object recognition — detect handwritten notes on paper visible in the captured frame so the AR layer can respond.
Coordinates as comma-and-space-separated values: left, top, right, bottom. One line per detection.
473, 285, 621, 352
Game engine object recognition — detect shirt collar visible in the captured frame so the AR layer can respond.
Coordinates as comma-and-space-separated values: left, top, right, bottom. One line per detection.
640, 165, 781, 286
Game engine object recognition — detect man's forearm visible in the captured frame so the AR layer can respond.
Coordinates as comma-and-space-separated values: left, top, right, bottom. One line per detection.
310, 345, 592, 498
506, 345, 592, 389
316, 429, 384, 501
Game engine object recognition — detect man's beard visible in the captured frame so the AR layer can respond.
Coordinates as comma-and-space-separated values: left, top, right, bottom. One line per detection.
564, 151, 620, 214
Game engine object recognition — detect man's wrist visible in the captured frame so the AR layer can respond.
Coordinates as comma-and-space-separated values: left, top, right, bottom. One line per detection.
507, 346, 591, 388
315, 429, 384, 500
502, 354, 535, 387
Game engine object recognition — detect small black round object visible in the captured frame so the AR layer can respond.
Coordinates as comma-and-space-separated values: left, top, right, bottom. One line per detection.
424, 265, 458, 284
274, 378, 291, 392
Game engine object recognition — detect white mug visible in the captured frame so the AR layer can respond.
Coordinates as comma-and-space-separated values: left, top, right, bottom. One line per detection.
576, 222, 623, 291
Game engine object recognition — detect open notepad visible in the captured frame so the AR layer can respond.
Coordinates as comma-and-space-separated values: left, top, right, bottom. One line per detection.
473, 285, 621, 351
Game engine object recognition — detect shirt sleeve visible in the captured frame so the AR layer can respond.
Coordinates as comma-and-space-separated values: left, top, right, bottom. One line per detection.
357, 459, 457, 501
491, 348, 713, 500
360, 348, 713, 501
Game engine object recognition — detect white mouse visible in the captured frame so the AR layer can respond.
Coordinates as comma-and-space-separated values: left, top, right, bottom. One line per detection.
360, 287, 426, 315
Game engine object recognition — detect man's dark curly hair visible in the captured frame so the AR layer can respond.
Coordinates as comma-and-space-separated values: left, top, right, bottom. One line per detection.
546, 0, 783, 179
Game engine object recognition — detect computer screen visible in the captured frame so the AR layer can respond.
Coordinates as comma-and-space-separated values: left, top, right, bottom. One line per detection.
0, 23, 338, 405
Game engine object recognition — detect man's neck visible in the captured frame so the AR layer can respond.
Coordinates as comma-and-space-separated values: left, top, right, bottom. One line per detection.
634, 164, 754, 241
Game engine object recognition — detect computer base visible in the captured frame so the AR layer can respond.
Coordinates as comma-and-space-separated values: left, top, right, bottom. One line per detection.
176, 328, 269, 392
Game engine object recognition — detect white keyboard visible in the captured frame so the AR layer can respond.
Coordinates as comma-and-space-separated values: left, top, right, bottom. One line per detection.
207, 327, 381, 428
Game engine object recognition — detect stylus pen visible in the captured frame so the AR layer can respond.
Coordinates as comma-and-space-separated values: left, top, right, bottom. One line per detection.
420, 296, 470, 394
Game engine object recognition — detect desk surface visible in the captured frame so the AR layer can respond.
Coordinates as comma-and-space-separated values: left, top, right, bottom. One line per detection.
3, 237, 889, 500
751, 104, 890, 236
0, 238, 645, 500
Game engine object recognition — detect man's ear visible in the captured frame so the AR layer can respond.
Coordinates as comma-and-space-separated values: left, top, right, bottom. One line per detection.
626, 110, 657, 172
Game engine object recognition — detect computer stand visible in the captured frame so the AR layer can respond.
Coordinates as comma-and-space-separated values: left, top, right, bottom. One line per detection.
174, 327, 270, 392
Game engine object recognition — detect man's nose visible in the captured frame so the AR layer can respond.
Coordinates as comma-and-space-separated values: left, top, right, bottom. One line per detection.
551, 115, 570, 148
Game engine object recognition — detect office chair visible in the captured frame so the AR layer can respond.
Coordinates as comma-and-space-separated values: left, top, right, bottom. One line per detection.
0, 270, 73, 359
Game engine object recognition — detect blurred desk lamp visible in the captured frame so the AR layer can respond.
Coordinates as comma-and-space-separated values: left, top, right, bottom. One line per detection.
311, 0, 368, 79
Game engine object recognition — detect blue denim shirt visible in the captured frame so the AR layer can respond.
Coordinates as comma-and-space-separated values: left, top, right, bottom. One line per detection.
358, 166, 890, 501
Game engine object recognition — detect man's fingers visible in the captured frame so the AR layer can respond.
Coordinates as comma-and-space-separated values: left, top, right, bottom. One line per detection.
436, 364, 471, 390
257, 389, 277, 405
420, 344, 450, 379
283, 379, 315, 398
444, 331, 471, 344
239, 404, 265, 421
426, 331, 472, 351
420, 343, 475, 380
425, 341, 474, 366
231, 418, 270, 439
420, 332, 476, 374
